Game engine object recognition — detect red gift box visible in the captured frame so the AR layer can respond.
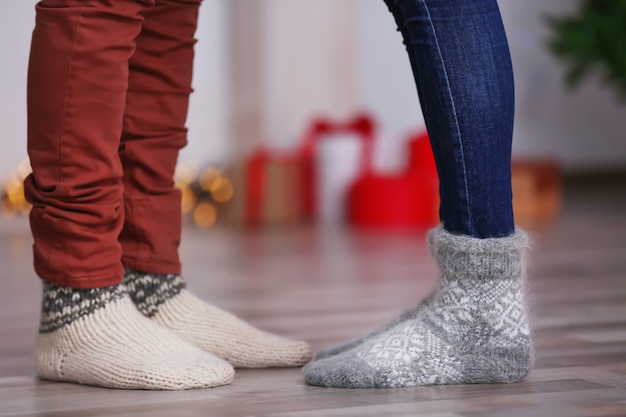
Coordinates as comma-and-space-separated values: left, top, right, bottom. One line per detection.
229, 148, 305, 227
299, 114, 375, 221
231, 115, 440, 230
346, 130, 440, 229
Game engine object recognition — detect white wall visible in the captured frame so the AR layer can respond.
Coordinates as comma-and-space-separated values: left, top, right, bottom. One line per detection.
500, 0, 626, 171
353, 0, 425, 172
261, 0, 357, 149
355, 0, 424, 137
0, 2, 36, 176
181, 0, 230, 167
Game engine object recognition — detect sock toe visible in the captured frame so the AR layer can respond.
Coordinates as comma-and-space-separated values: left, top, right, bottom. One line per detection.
124, 271, 312, 368
153, 290, 312, 368
304, 355, 381, 388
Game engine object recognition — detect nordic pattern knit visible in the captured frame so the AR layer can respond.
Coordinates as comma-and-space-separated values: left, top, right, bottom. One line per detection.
304, 227, 532, 388
36, 283, 234, 390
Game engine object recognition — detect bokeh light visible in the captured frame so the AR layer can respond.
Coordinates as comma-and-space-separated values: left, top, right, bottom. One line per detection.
193, 202, 217, 228
2, 158, 32, 219
199, 167, 222, 192
180, 186, 197, 215
174, 162, 199, 188
210, 177, 234, 203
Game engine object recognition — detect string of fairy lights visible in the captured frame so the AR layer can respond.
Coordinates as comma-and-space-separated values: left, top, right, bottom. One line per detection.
1, 159, 234, 228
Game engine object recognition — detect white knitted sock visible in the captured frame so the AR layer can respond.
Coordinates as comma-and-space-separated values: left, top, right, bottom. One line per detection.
304, 227, 532, 388
124, 271, 312, 368
36, 283, 234, 390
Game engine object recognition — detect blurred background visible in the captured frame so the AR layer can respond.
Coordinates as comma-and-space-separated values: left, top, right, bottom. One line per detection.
2, 3, 626, 413
2, 0, 625, 229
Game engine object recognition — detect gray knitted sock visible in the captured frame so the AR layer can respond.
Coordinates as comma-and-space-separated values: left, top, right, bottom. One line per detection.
304, 227, 532, 388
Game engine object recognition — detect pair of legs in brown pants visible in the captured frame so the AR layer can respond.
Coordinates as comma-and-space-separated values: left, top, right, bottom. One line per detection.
26, 0, 194, 288
27, 0, 312, 390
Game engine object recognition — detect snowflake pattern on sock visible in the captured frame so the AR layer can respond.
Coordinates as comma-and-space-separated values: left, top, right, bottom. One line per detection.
304, 227, 532, 388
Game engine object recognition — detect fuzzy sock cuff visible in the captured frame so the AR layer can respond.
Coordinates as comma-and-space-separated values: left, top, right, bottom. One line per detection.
428, 227, 529, 282
39, 282, 126, 334
123, 270, 186, 317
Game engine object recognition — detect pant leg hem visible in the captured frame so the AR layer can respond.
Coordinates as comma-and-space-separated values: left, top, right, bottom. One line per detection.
121, 256, 181, 276
36, 266, 123, 289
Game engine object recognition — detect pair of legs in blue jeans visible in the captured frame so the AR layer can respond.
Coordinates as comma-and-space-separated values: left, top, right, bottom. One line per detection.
304, 0, 531, 388
390, 0, 515, 239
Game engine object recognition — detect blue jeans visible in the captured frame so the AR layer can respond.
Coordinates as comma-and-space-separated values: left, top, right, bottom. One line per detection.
384, 0, 515, 238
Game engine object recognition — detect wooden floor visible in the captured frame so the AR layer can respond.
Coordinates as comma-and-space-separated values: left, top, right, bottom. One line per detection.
1, 180, 626, 416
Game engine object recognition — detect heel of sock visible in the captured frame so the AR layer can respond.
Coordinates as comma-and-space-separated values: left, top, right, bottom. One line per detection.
35, 332, 67, 381
462, 338, 532, 384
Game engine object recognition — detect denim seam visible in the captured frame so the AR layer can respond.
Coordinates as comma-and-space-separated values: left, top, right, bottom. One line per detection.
420, 0, 473, 233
